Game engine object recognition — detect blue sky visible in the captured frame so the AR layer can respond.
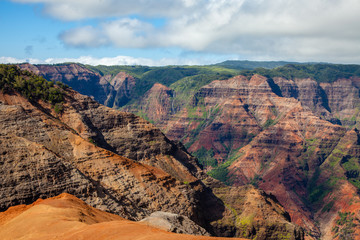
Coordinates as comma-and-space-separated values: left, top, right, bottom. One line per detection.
1, 0, 360, 66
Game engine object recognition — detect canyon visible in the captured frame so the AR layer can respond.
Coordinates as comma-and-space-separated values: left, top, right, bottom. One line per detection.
0, 64, 303, 239
11, 62, 360, 239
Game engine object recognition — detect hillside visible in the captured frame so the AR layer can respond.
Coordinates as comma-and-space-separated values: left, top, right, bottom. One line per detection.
0, 64, 303, 239
16, 62, 360, 239
19, 63, 239, 110
214, 60, 296, 70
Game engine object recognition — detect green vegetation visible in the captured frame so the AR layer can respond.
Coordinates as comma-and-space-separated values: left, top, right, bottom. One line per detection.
208, 164, 230, 183
85, 64, 239, 111
134, 110, 154, 124
54, 103, 63, 114
207, 151, 244, 185
263, 118, 275, 128
302, 131, 360, 214
193, 147, 217, 168
237, 213, 256, 238
0, 65, 65, 109
214, 60, 294, 70
321, 200, 335, 213
182, 105, 221, 150
340, 155, 360, 189
83, 64, 151, 78
170, 71, 236, 109
249, 174, 262, 188
332, 212, 359, 240
306, 168, 338, 206
303, 139, 339, 206
240, 63, 360, 83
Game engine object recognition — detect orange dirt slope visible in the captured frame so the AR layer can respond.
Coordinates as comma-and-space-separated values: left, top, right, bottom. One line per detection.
0, 193, 246, 240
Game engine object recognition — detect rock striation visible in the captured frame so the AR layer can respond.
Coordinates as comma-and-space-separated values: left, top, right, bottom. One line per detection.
145, 73, 360, 238
124, 83, 174, 124
211, 185, 304, 240
15, 62, 360, 239
0, 65, 305, 239
0, 88, 214, 228
18, 63, 137, 108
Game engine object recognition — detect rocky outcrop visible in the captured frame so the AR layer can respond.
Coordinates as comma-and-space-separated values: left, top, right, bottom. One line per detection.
58, 89, 202, 182
274, 76, 360, 125
140, 211, 210, 236
164, 75, 298, 163
18, 64, 137, 109
274, 77, 331, 116
154, 74, 360, 238
125, 83, 174, 123
226, 103, 346, 235
106, 71, 136, 107
19, 63, 112, 104
320, 78, 360, 124
0, 89, 223, 232
211, 185, 304, 240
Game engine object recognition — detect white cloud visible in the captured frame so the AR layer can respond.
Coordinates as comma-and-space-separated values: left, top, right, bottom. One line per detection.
0, 57, 46, 64
11, 0, 360, 63
59, 19, 154, 48
0, 55, 220, 66
0, 57, 27, 64
60, 26, 108, 47
12, 0, 205, 20
102, 19, 154, 48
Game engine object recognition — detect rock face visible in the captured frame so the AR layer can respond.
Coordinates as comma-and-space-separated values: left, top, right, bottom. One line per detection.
15, 63, 360, 239
145, 73, 360, 238
211, 185, 304, 240
0, 88, 215, 229
226, 103, 345, 234
124, 83, 174, 123
274, 76, 360, 125
58, 89, 202, 183
164, 75, 298, 163
106, 71, 136, 107
0, 193, 247, 240
140, 211, 210, 236
0, 66, 303, 239
19, 63, 111, 104
18, 63, 137, 108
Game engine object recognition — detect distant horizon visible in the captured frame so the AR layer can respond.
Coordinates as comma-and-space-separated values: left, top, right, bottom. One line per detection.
0, 57, 353, 67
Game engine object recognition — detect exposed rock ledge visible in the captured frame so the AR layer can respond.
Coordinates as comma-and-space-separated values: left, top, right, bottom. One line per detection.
140, 211, 210, 236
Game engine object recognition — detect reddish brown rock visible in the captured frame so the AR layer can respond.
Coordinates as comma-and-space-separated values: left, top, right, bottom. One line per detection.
211, 185, 304, 240
0, 67, 304, 239
164, 75, 299, 163
18, 64, 138, 109
125, 83, 174, 123
0, 89, 218, 230
19, 63, 112, 104
106, 71, 136, 107
152, 74, 360, 238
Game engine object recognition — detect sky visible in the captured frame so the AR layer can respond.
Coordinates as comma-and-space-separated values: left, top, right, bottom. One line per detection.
1, 0, 360, 66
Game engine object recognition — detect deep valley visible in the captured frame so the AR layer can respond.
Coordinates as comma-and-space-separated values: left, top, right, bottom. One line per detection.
1, 61, 360, 239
